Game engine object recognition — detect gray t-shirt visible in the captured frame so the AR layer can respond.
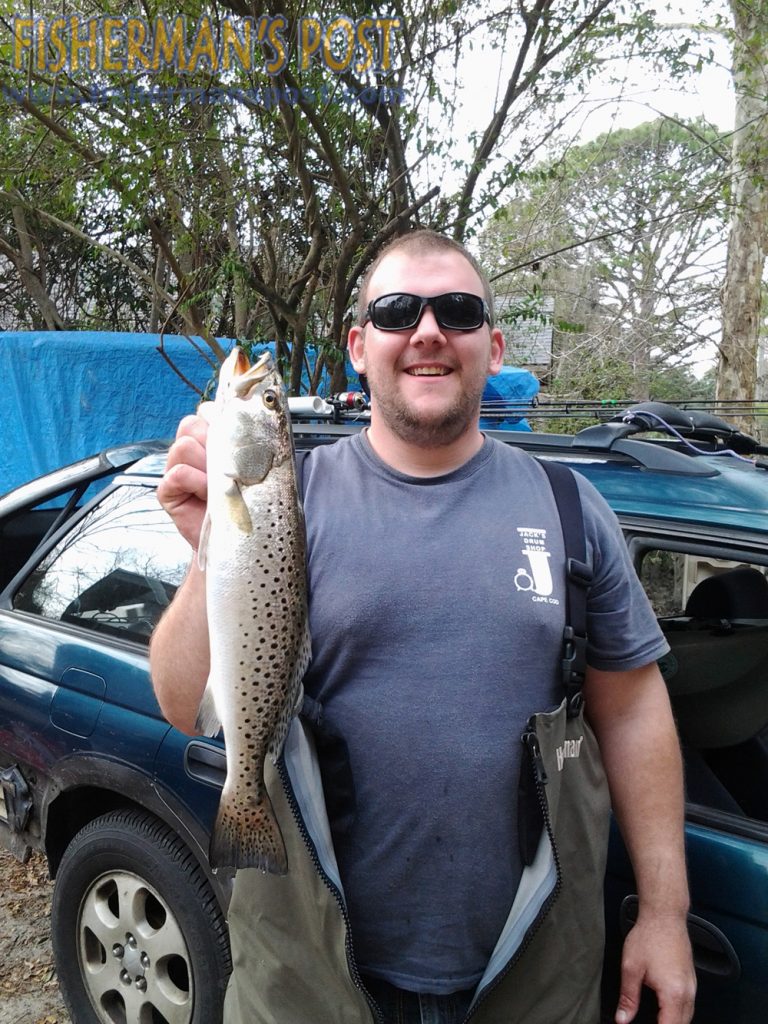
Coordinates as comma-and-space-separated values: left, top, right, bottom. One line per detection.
301, 432, 668, 993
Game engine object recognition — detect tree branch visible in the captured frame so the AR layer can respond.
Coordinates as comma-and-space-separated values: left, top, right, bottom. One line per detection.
454, 0, 614, 239
344, 185, 442, 307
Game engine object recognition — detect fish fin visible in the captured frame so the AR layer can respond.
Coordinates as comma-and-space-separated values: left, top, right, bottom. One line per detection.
297, 621, 313, 679
267, 720, 290, 763
267, 682, 305, 766
195, 682, 222, 737
209, 788, 288, 874
268, 624, 312, 763
225, 482, 253, 534
291, 624, 312, 716
292, 680, 305, 717
197, 512, 211, 571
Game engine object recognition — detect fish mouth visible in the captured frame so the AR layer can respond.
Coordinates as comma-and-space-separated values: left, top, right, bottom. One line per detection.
233, 349, 275, 397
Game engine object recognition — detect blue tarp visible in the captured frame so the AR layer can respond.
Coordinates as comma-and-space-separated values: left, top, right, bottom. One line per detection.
0, 331, 219, 495
0, 331, 539, 495
243, 340, 365, 396
480, 366, 539, 431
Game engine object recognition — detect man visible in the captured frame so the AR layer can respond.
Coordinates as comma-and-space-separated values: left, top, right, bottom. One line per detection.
150, 230, 695, 1024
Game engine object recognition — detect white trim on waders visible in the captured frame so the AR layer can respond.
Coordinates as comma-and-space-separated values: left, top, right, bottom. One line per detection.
470, 829, 557, 1008
283, 718, 346, 894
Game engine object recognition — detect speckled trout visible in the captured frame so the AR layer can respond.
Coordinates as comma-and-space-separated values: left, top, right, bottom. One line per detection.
196, 348, 310, 872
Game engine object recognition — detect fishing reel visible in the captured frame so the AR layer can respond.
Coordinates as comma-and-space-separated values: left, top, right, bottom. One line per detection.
287, 392, 369, 423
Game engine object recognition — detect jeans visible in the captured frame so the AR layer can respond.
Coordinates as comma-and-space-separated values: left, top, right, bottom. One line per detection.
362, 975, 475, 1024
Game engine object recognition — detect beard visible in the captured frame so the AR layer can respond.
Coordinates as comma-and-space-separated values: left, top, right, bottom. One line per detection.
366, 364, 488, 449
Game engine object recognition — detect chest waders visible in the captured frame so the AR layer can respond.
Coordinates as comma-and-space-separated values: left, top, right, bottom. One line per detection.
471, 460, 610, 1023
223, 456, 610, 1024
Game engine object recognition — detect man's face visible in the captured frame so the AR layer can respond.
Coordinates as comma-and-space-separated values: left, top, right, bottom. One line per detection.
348, 250, 504, 449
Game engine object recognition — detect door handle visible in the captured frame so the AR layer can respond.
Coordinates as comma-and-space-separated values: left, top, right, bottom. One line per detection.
184, 740, 226, 788
620, 895, 741, 981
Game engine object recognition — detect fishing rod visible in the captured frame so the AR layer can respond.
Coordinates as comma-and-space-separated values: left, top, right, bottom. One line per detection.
288, 393, 767, 427
480, 399, 768, 420
288, 392, 369, 422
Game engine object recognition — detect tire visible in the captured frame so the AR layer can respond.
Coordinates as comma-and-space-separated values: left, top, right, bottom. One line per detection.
51, 808, 231, 1024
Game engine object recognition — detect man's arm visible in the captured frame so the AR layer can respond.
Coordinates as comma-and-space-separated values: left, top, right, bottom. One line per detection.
149, 413, 211, 735
583, 662, 696, 1024
150, 563, 209, 734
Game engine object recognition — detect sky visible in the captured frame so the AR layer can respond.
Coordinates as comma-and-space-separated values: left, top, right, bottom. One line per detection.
451, 2, 733, 145
562, 4, 733, 139
580, 7, 733, 377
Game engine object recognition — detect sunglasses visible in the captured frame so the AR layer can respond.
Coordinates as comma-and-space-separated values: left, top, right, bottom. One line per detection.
363, 292, 491, 332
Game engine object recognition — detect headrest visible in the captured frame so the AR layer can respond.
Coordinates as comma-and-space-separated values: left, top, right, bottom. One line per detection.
684, 566, 768, 620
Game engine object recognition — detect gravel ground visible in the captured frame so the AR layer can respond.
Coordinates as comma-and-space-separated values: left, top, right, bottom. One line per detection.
0, 847, 70, 1024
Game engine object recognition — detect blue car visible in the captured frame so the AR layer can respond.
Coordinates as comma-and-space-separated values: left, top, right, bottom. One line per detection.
0, 404, 766, 1023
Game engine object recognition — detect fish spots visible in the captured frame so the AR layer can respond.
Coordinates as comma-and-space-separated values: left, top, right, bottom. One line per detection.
205, 379, 307, 870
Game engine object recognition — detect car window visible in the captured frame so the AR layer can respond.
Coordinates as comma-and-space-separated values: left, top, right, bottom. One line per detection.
638, 546, 768, 823
12, 484, 190, 644
640, 550, 768, 617
0, 484, 115, 594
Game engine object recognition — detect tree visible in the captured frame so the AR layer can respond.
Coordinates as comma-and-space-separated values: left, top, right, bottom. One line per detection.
717, 0, 768, 435
0, 1, 693, 392
481, 118, 728, 398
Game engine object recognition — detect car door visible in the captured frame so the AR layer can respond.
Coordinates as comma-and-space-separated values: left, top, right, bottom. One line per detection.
602, 528, 768, 1024
0, 479, 221, 852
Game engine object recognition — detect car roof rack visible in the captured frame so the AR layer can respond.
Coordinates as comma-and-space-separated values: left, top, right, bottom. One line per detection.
502, 402, 768, 475
484, 429, 721, 476
576, 402, 767, 455
289, 397, 767, 477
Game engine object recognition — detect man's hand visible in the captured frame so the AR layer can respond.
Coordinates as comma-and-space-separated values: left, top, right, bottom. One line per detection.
614, 911, 696, 1024
584, 663, 696, 1024
157, 410, 210, 550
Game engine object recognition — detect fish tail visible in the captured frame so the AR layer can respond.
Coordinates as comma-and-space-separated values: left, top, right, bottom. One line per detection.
209, 789, 288, 874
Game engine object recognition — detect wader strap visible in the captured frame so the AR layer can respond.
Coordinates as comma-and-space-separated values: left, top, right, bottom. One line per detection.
538, 460, 593, 716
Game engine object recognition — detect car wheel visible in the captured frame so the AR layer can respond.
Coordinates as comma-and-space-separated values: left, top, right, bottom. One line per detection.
51, 808, 231, 1024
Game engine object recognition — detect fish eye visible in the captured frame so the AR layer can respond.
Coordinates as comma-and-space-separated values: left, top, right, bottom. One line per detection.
263, 389, 278, 409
